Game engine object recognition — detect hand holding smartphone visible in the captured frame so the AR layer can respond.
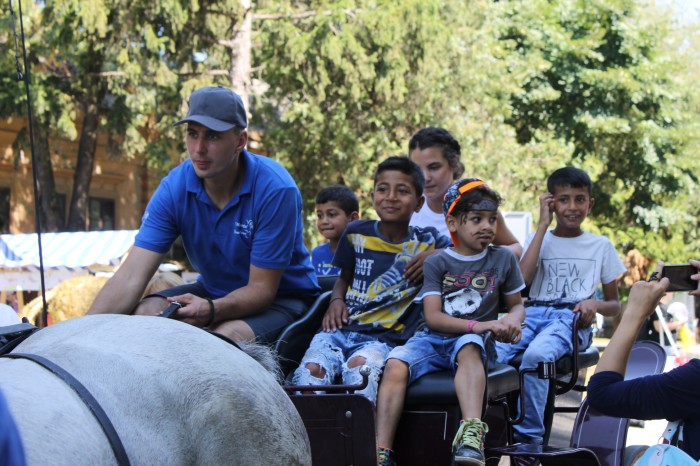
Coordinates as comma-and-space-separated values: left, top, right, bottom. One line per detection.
660, 264, 699, 292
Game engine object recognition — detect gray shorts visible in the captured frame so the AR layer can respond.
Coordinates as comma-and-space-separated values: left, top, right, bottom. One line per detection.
148, 282, 310, 343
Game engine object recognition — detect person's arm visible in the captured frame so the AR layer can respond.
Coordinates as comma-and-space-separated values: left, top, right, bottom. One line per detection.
423, 291, 525, 343
594, 277, 669, 375
404, 228, 452, 282
596, 259, 699, 374
519, 192, 554, 285
483, 292, 525, 343
322, 267, 353, 331
573, 280, 621, 328
494, 212, 523, 259
88, 246, 165, 315
588, 260, 700, 421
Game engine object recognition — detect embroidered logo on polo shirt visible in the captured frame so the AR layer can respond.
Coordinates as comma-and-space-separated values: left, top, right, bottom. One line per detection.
234, 219, 254, 238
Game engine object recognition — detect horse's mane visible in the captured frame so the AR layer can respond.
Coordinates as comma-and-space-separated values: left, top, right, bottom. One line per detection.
238, 341, 283, 384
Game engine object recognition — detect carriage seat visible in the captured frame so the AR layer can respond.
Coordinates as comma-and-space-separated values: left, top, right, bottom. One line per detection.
274, 291, 332, 376
404, 362, 519, 405
316, 275, 340, 293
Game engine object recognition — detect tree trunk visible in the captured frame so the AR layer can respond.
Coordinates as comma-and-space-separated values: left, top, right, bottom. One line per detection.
66, 40, 108, 232
66, 96, 102, 231
230, 0, 252, 109
31, 116, 64, 232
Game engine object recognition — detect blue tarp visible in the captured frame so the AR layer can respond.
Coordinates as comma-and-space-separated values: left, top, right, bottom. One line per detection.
0, 230, 137, 269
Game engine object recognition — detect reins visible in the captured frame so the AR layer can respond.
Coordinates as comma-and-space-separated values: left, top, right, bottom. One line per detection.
1, 326, 130, 465
8, 0, 49, 327
0, 352, 131, 466
159, 301, 242, 350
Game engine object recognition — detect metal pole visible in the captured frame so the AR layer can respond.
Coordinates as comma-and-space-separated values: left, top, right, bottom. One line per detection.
655, 305, 679, 358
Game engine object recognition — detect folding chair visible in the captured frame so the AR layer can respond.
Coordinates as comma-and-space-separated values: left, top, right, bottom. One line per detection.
505, 313, 601, 446
489, 340, 667, 466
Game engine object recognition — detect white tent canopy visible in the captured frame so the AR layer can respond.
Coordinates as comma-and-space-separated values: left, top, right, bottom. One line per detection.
0, 230, 137, 291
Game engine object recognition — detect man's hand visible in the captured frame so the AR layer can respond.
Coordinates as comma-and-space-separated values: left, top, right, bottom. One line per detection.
166, 294, 214, 328
322, 299, 349, 332
572, 299, 598, 328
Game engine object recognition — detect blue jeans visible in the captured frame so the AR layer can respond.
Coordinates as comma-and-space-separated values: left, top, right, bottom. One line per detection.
388, 329, 493, 385
292, 330, 391, 404
495, 306, 593, 444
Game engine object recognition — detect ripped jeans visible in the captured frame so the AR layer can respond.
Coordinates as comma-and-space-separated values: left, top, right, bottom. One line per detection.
291, 329, 391, 404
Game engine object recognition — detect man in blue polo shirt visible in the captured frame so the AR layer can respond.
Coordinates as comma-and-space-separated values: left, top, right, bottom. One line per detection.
89, 86, 320, 343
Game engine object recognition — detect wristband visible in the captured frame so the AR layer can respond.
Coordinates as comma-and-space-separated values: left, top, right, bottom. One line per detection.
329, 297, 345, 305
466, 320, 478, 333
204, 297, 216, 328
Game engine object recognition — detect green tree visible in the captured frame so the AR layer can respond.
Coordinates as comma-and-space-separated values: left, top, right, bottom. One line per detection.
496, 0, 700, 267
254, 0, 520, 243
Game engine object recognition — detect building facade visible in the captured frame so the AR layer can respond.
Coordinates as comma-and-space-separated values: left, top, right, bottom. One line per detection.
0, 117, 164, 234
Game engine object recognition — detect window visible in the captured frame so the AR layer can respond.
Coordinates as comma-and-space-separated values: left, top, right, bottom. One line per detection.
89, 197, 115, 231
0, 188, 9, 233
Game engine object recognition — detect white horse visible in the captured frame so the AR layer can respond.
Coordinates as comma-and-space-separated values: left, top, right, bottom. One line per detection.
0, 314, 311, 466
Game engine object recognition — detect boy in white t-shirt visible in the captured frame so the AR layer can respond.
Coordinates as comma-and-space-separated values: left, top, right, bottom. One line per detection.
496, 166, 627, 445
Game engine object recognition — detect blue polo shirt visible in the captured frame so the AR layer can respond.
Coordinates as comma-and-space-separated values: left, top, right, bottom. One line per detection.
135, 150, 319, 299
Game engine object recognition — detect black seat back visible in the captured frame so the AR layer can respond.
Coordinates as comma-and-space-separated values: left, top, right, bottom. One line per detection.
274, 291, 331, 376
316, 275, 340, 293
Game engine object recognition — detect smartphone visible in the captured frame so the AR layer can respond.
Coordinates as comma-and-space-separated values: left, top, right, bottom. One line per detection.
661, 264, 698, 292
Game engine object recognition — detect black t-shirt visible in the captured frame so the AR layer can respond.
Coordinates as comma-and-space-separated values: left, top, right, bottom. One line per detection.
638, 303, 674, 343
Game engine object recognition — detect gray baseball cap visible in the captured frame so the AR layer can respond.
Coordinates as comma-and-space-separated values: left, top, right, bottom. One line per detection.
173, 86, 248, 131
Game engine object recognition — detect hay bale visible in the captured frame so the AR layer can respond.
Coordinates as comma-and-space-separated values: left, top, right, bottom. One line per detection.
21, 276, 109, 325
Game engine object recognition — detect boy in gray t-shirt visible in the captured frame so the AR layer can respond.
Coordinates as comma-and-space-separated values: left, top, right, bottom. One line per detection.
375, 179, 525, 466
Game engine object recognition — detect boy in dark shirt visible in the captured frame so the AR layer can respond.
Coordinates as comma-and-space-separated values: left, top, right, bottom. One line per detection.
292, 157, 450, 403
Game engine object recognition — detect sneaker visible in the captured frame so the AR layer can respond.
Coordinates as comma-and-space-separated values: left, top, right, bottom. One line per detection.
452, 418, 488, 466
377, 446, 396, 466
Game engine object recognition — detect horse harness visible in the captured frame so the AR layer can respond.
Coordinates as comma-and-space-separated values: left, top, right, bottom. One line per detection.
0, 323, 131, 466
0, 308, 242, 466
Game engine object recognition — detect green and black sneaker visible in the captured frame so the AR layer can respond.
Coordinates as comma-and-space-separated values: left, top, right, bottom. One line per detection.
452, 418, 488, 466
377, 446, 397, 466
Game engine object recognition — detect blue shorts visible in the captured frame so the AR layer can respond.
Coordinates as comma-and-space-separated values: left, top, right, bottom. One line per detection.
147, 282, 308, 343
388, 329, 495, 385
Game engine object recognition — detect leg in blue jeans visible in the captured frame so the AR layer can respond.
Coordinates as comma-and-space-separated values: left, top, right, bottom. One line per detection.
292, 330, 390, 404
511, 307, 594, 444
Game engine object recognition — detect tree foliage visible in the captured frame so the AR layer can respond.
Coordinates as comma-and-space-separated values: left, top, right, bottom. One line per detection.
1, 0, 698, 273
496, 0, 699, 265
